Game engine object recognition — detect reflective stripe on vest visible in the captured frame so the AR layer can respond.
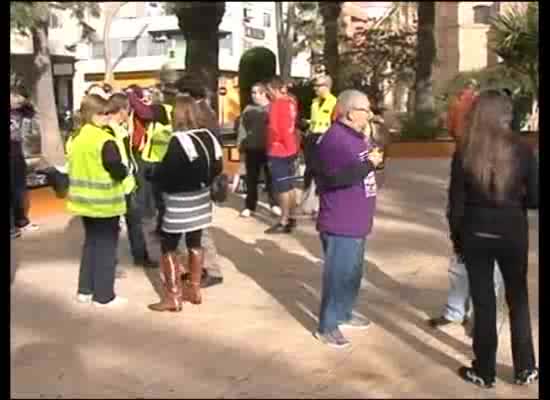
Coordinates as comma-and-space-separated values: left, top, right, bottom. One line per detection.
310, 93, 337, 134
67, 123, 126, 218
142, 104, 173, 162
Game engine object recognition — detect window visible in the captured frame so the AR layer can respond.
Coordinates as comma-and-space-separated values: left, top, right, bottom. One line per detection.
263, 13, 271, 28
220, 33, 233, 56
245, 27, 265, 40
473, 5, 491, 24
49, 13, 61, 29
91, 42, 104, 59
148, 36, 168, 56
244, 7, 253, 21
121, 39, 138, 57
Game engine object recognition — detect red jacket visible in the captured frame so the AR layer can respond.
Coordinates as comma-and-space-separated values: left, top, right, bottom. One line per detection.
267, 97, 299, 158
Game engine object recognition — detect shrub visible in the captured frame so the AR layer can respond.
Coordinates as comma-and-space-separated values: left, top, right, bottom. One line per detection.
238, 47, 276, 112
437, 65, 533, 132
398, 111, 446, 141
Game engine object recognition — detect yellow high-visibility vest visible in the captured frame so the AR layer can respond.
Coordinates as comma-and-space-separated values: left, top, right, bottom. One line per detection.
310, 93, 337, 134
141, 104, 173, 162
67, 124, 126, 218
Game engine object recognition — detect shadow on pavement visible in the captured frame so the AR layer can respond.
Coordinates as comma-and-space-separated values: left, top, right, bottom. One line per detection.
11, 284, 366, 398
212, 226, 474, 379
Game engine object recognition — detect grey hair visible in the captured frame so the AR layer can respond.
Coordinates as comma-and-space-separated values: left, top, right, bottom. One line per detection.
337, 89, 368, 116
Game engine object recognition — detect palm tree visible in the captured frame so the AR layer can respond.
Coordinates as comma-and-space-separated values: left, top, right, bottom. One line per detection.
414, 1, 436, 116
490, 2, 538, 131
169, 2, 225, 114
319, 2, 342, 91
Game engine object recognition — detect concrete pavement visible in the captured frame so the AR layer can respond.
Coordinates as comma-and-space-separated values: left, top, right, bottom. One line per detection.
11, 159, 539, 398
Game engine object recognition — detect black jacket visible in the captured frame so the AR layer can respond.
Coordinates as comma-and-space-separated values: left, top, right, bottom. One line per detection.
152, 129, 223, 193
447, 142, 538, 254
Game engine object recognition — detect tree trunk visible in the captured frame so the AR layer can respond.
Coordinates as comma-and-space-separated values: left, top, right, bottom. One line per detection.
31, 22, 64, 167
175, 2, 225, 115
104, 2, 126, 85
414, 2, 436, 115
529, 98, 538, 132
319, 2, 342, 91
276, 2, 295, 82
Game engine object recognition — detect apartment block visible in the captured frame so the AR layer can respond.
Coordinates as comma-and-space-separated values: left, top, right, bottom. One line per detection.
68, 2, 310, 126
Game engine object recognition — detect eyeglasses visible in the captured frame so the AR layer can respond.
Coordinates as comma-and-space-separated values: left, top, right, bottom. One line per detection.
353, 107, 371, 113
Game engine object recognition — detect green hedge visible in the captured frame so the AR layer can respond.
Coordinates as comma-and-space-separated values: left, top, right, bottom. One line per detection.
238, 47, 276, 112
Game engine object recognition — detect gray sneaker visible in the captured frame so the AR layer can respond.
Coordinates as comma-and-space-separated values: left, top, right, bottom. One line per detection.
314, 328, 351, 349
340, 315, 371, 331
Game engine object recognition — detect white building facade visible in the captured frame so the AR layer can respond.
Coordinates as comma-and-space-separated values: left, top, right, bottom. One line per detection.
53, 2, 312, 124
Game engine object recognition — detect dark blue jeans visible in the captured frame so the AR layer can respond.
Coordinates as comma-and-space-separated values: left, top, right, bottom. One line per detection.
318, 232, 366, 334
125, 193, 149, 263
78, 216, 120, 304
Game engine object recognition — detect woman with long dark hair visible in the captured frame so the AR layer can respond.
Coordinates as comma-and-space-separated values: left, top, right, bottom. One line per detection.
449, 90, 538, 388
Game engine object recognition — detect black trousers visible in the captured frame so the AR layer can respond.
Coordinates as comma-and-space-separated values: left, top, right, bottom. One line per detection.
152, 182, 166, 233
161, 230, 203, 254
463, 229, 536, 380
134, 152, 156, 220
125, 193, 149, 263
78, 216, 120, 304
10, 154, 29, 228
302, 134, 322, 190
244, 149, 276, 211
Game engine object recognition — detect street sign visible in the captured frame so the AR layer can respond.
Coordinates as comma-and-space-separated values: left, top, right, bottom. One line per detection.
219, 87, 228, 96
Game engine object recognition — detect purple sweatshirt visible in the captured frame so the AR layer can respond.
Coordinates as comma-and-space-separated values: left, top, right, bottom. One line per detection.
316, 121, 377, 238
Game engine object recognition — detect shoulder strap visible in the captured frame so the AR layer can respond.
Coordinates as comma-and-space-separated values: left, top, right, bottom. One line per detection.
187, 131, 212, 182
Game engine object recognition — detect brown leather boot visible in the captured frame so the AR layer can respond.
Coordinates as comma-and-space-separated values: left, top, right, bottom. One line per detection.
148, 252, 183, 312
181, 248, 203, 305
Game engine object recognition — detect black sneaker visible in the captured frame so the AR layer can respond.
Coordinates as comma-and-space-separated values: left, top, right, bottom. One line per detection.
265, 223, 292, 234
288, 218, 297, 229
458, 366, 495, 388
428, 316, 456, 328
339, 315, 371, 331
515, 368, 539, 385
182, 271, 224, 288
314, 328, 351, 349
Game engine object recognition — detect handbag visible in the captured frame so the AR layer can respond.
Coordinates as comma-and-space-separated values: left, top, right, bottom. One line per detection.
188, 130, 229, 203
44, 166, 69, 199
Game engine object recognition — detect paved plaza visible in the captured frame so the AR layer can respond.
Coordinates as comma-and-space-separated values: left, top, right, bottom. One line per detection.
11, 159, 539, 399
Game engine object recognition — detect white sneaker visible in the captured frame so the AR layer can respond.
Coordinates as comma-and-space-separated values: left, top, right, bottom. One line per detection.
93, 296, 128, 308
76, 294, 93, 304
20, 223, 39, 232
240, 209, 252, 218
271, 206, 282, 217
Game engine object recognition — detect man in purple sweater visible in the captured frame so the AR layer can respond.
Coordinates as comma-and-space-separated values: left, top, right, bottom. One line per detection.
314, 90, 383, 348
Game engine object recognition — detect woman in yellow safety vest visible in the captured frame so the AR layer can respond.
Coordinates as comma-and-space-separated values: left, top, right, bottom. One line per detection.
67, 94, 128, 308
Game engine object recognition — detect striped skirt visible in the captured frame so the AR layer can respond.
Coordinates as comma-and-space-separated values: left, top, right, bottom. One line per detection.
161, 187, 213, 234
